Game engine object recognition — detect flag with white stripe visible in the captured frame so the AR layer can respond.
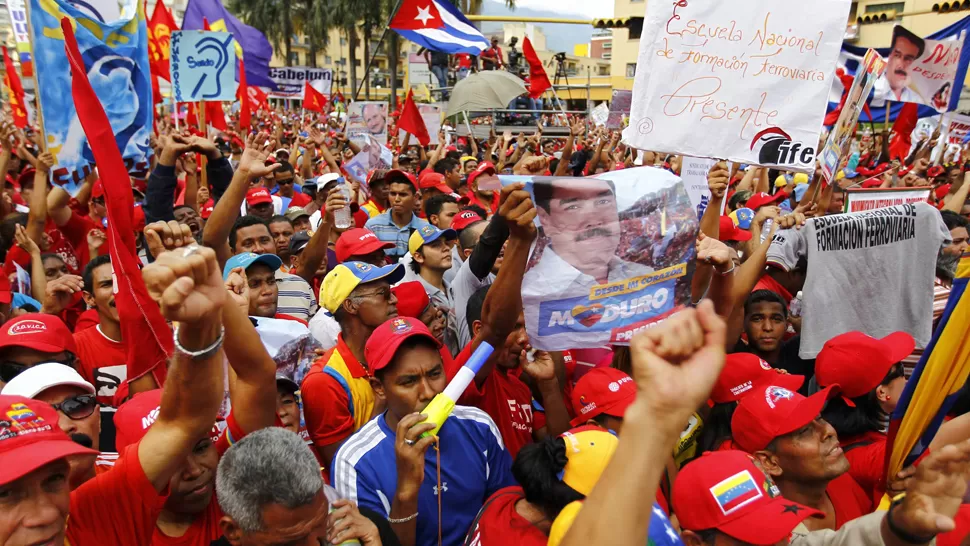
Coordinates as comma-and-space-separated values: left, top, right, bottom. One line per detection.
390, 0, 489, 55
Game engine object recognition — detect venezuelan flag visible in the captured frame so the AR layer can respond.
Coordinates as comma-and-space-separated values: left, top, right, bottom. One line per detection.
885, 254, 970, 483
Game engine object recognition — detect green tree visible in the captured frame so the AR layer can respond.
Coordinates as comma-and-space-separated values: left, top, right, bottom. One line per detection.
229, 0, 295, 66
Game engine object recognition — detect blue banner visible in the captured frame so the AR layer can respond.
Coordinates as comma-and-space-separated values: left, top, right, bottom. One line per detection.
182, 0, 277, 90
31, 0, 153, 192
170, 31, 238, 102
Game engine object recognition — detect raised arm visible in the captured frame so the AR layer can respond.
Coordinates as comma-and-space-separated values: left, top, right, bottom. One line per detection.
137, 246, 227, 492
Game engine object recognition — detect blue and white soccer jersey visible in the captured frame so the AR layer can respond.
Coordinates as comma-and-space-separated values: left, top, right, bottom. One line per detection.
332, 406, 515, 546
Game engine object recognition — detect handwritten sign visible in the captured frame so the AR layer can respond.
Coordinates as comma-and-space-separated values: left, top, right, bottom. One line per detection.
843, 187, 932, 213
872, 25, 965, 111
170, 30, 238, 103
623, 0, 851, 173
820, 49, 886, 184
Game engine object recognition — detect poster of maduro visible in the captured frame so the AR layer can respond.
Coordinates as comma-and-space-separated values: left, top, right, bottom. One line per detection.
508, 167, 699, 351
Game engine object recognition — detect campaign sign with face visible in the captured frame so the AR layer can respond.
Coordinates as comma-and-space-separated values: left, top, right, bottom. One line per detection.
347, 101, 389, 147
872, 25, 964, 111
513, 167, 699, 351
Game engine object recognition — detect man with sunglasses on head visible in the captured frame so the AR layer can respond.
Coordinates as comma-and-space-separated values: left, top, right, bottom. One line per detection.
301, 260, 405, 467
2, 363, 105, 488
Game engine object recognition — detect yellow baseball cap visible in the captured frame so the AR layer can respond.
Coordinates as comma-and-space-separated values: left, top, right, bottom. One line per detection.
408, 225, 457, 256
319, 262, 405, 314
559, 427, 618, 495
774, 175, 788, 188
793, 172, 810, 185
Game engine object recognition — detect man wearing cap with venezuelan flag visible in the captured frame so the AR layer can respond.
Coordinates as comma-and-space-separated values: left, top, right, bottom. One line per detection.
300, 260, 405, 467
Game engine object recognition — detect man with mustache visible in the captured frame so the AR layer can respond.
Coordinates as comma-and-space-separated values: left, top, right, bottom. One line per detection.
875, 26, 925, 103
2, 363, 105, 488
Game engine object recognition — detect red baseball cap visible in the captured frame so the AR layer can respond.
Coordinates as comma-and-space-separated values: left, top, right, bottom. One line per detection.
674, 450, 822, 545
711, 353, 804, 405
718, 216, 752, 243
113, 389, 163, 453
246, 187, 273, 207
0, 314, 76, 354
815, 331, 914, 400
451, 210, 484, 231
335, 228, 394, 263
391, 281, 431, 319
385, 169, 417, 190
365, 317, 440, 372
0, 395, 97, 485
731, 384, 841, 452
569, 368, 635, 427
418, 172, 452, 194
744, 192, 786, 211
132, 205, 146, 232
467, 162, 497, 189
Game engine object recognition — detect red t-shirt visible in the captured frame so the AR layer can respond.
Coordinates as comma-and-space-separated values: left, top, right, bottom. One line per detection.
73, 325, 128, 407
457, 53, 472, 69
468, 486, 549, 546
462, 191, 499, 216
840, 430, 887, 503
828, 472, 872, 529
937, 505, 970, 546
74, 308, 100, 332
66, 441, 167, 546
449, 343, 534, 458
59, 211, 102, 272
285, 192, 312, 208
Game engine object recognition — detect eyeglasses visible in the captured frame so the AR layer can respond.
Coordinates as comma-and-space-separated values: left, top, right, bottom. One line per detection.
352, 286, 392, 302
50, 395, 98, 420
277, 179, 295, 186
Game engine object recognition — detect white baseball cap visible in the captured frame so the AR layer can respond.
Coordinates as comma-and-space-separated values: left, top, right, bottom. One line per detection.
1, 363, 95, 398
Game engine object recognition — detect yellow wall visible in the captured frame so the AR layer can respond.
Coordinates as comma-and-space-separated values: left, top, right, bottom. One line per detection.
574, 44, 589, 57
854, 0, 967, 47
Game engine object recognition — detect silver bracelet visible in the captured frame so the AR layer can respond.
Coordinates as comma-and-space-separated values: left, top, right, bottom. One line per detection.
173, 324, 225, 360
387, 512, 418, 524
714, 262, 737, 276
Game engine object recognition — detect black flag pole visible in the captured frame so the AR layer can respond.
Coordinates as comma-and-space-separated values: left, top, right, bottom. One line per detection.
354, 0, 407, 102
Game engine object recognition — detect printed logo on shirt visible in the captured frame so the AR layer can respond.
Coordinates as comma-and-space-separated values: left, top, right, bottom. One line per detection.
141, 406, 161, 430
710, 470, 763, 516
93, 365, 126, 398
9, 319, 47, 335
764, 386, 794, 409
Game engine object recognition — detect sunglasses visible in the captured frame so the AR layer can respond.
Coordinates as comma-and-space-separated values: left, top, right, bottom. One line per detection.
50, 394, 98, 420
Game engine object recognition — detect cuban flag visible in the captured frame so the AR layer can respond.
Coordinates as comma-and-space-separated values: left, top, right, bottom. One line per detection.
389, 0, 489, 55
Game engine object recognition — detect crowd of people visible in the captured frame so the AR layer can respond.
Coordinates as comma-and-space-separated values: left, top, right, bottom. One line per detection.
0, 74, 968, 546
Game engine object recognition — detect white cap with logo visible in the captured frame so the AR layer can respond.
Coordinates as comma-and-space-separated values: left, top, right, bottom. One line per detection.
1, 363, 95, 398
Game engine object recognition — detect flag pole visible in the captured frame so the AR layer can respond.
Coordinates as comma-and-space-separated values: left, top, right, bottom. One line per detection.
198, 101, 208, 187
20, 0, 47, 150
355, 0, 406, 102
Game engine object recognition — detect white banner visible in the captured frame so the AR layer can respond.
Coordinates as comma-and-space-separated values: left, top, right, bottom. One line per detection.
346, 101, 388, 147
843, 187, 932, 213
872, 26, 965, 111
399, 104, 442, 145
623, 0, 851, 172
681, 157, 727, 218
408, 54, 434, 90
267, 66, 333, 99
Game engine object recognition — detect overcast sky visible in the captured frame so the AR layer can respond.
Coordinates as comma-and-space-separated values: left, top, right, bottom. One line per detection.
512, 0, 615, 19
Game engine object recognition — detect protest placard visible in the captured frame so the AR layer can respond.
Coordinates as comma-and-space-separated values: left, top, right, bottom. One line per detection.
513, 167, 699, 350
591, 102, 610, 127
399, 104, 442, 145
681, 157, 727, 218
820, 50, 886, 183
267, 66, 333, 99
408, 53, 434, 90
344, 135, 393, 187
30, 0, 153, 191
170, 30, 238, 102
844, 187, 932, 213
347, 101, 389, 146
607, 89, 631, 129
623, 0, 851, 172
872, 25, 965, 111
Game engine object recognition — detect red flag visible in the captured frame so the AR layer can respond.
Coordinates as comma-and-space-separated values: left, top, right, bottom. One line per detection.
148, 0, 177, 82
889, 102, 919, 162
238, 57, 251, 129
2, 47, 27, 128
303, 82, 326, 113
61, 17, 172, 388
248, 85, 269, 111
398, 89, 430, 146
523, 37, 551, 99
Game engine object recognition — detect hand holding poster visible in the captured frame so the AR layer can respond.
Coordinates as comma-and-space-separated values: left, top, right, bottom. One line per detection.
872, 25, 966, 111
515, 167, 699, 350
344, 135, 393, 186
820, 50, 886, 183
623, 0, 851, 172
347, 101, 389, 146
170, 30, 239, 102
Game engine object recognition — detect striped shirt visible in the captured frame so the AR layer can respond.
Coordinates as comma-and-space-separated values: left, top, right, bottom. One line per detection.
364, 211, 430, 259
275, 270, 318, 321
902, 278, 951, 377
332, 406, 515, 546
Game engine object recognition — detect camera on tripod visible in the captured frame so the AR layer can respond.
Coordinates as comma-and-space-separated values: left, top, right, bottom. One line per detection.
553, 52, 567, 63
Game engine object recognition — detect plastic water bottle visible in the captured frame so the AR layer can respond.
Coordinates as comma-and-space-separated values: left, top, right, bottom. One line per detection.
789, 291, 803, 318
333, 177, 353, 229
